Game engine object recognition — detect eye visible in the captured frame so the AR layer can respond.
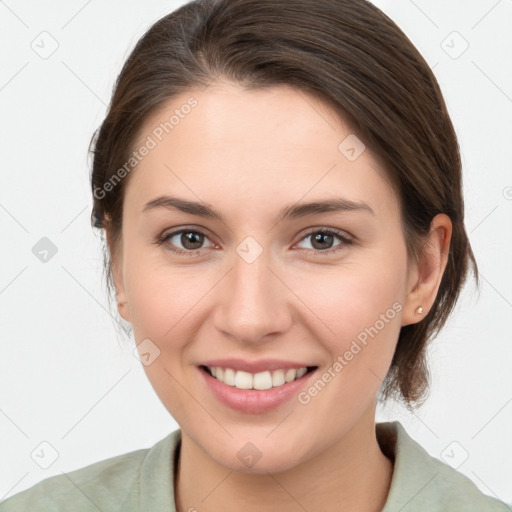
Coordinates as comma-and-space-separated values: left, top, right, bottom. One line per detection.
156, 228, 215, 256
295, 228, 352, 255
155, 227, 353, 257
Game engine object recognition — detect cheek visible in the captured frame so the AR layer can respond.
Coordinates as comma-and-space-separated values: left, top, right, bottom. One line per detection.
290, 255, 406, 344
125, 238, 408, 349
126, 264, 205, 342
287, 253, 407, 409
124, 260, 207, 421
121, 238, 177, 334
290, 266, 405, 420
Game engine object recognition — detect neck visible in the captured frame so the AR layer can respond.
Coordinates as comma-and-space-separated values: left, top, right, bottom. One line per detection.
175, 407, 393, 512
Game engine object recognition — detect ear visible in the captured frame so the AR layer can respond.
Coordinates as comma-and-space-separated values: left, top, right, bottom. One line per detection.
401, 214, 452, 326
105, 227, 131, 323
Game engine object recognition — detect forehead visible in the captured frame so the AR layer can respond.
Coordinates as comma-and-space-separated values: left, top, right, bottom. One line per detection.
125, 81, 397, 219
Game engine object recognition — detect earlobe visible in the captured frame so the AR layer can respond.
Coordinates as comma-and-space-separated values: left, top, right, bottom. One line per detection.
114, 274, 131, 324
106, 228, 131, 323
401, 214, 452, 326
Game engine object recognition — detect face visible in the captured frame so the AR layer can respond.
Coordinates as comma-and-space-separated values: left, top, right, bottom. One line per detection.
111, 80, 419, 473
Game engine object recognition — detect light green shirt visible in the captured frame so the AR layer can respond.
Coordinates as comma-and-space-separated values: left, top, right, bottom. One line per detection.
0, 421, 508, 511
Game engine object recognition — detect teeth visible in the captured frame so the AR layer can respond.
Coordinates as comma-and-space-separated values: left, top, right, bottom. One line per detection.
224, 368, 236, 386
296, 367, 307, 378
253, 371, 272, 390
206, 366, 310, 389
272, 369, 285, 387
285, 369, 297, 382
235, 371, 253, 390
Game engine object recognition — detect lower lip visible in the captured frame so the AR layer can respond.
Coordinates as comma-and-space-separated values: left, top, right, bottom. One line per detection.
199, 366, 316, 414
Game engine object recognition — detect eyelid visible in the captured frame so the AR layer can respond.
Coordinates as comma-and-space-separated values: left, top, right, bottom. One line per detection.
294, 227, 353, 255
298, 226, 353, 242
156, 225, 215, 251
156, 225, 354, 256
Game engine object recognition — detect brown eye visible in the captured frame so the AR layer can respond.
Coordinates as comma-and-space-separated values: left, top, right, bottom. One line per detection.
158, 229, 212, 255
296, 229, 353, 255
310, 232, 335, 250
177, 231, 205, 250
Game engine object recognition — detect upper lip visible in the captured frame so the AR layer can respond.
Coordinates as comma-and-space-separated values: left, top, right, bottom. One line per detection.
200, 358, 316, 374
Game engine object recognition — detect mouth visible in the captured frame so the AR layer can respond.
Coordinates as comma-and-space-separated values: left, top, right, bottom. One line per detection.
200, 365, 317, 390
198, 361, 319, 414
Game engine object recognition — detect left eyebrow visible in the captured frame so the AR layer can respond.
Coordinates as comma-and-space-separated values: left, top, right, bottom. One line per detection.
142, 195, 375, 223
277, 197, 375, 223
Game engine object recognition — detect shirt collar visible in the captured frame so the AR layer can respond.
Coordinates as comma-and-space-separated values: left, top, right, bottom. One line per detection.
127, 421, 502, 512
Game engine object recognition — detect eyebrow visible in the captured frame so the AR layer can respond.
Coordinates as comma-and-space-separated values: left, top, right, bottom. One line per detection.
142, 195, 374, 223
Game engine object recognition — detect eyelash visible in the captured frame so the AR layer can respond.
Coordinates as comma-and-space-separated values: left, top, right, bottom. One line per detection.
155, 227, 353, 257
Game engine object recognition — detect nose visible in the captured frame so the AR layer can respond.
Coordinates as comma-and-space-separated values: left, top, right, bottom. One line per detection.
212, 246, 293, 344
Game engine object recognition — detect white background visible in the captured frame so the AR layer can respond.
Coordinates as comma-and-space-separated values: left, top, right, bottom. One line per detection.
1, 0, 511, 505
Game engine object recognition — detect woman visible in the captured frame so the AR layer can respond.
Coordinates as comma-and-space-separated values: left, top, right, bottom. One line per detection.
1, 0, 508, 510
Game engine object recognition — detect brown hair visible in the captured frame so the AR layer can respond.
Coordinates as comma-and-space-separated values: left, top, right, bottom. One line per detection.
89, 0, 478, 410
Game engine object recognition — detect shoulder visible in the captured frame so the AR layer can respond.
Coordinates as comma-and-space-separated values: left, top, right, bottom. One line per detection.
0, 449, 148, 512
378, 421, 510, 512
0, 430, 181, 512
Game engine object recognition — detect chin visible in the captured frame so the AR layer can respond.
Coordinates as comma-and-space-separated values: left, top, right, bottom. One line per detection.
220, 449, 303, 475
199, 432, 308, 475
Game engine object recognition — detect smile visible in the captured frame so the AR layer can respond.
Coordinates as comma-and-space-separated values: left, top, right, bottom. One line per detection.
203, 365, 315, 390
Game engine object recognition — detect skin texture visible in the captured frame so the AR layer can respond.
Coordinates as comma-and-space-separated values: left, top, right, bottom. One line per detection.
107, 80, 452, 512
